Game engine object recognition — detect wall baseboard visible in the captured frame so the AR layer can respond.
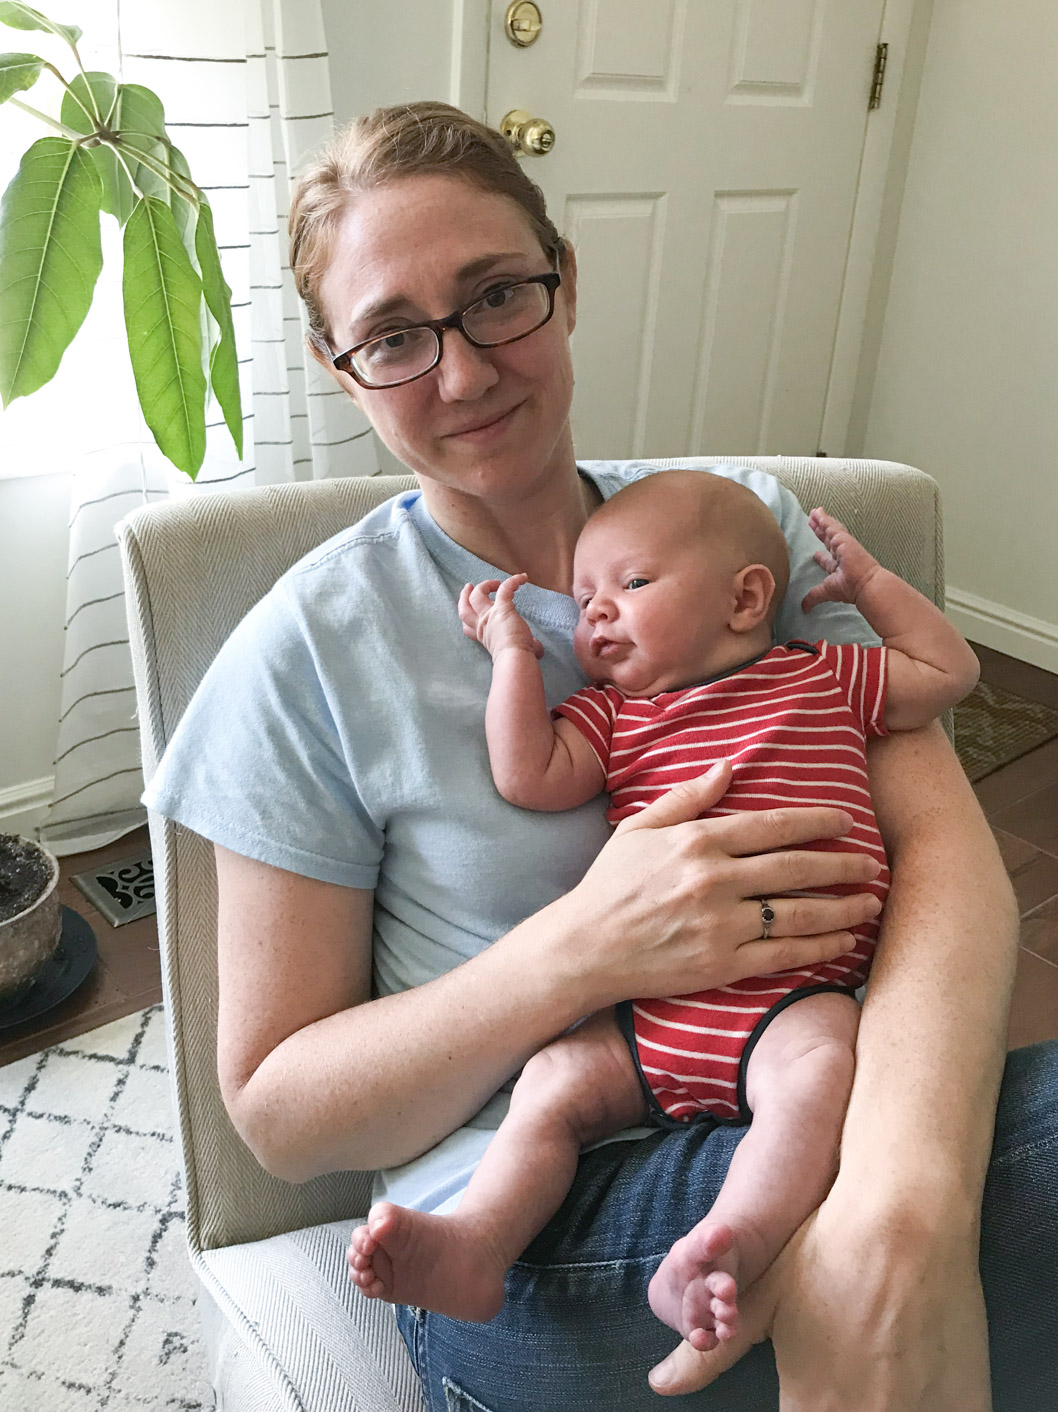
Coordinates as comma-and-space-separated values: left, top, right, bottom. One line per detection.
947, 589, 1058, 675
0, 775, 54, 841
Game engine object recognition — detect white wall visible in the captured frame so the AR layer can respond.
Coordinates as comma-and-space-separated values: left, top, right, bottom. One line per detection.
862, 0, 1058, 669
0, 473, 70, 832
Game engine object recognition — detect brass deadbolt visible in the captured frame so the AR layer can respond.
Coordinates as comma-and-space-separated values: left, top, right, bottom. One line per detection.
500, 109, 556, 157
504, 2, 543, 48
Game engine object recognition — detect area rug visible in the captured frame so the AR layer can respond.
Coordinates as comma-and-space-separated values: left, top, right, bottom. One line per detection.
0, 1006, 213, 1411
954, 680, 1058, 783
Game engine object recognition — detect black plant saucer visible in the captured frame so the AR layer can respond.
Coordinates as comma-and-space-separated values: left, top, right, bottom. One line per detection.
0, 907, 98, 1030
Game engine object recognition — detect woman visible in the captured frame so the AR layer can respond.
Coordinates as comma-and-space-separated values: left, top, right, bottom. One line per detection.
144, 103, 1058, 1409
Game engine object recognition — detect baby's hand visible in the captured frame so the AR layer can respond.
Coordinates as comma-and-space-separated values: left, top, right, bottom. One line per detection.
458, 574, 544, 660
801, 508, 884, 613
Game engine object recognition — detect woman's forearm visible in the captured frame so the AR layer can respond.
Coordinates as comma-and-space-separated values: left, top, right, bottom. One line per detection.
838, 722, 1018, 1208
229, 891, 596, 1182
219, 771, 888, 1184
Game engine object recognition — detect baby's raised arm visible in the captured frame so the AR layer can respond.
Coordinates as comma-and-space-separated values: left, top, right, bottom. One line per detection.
458, 575, 605, 810
801, 509, 979, 729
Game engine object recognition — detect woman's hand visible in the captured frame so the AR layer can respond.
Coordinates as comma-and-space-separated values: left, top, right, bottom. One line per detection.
558, 760, 883, 1009
647, 1179, 990, 1410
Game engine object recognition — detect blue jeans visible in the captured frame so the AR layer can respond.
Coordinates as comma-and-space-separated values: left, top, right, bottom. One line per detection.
395, 1042, 1058, 1411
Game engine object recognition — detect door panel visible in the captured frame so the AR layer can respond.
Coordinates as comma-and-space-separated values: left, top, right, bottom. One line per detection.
691, 191, 798, 453
565, 193, 667, 453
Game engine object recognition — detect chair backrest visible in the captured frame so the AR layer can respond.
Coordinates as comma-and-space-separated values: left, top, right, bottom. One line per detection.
117, 457, 943, 1253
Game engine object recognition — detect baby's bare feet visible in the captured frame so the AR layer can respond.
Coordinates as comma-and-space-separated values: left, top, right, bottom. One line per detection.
647, 1220, 741, 1351
347, 1201, 509, 1322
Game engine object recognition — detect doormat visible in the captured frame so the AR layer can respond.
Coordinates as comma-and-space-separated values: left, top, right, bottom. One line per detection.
71, 851, 156, 928
954, 680, 1058, 783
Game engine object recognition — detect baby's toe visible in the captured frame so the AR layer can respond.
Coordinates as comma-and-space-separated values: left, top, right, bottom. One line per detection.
705, 1270, 737, 1303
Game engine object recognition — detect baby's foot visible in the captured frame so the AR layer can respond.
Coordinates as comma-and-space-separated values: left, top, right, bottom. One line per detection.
347, 1201, 508, 1322
647, 1220, 740, 1351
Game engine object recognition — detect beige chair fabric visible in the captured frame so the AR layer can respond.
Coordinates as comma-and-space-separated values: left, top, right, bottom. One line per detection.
117, 458, 943, 1411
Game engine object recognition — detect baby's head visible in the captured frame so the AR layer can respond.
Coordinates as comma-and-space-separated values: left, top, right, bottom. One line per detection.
571, 470, 790, 696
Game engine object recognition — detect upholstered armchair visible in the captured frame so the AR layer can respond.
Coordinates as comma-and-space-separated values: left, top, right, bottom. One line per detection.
118, 458, 943, 1410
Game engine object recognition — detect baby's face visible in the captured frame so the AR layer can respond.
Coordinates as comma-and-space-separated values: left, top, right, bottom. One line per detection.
571, 505, 742, 697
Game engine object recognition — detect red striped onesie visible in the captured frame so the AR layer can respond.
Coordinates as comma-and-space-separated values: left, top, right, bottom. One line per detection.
553, 640, 890, 1124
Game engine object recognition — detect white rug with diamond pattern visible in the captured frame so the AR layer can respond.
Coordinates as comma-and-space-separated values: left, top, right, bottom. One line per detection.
0, 1006, 214, 1411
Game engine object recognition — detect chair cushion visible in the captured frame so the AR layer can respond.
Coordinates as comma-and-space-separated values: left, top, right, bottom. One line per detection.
195, 1221, 425, 1412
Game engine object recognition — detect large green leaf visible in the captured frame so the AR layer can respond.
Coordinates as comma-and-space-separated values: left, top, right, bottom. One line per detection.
122, 196, 206, 477
195, 199, 242, 457
114, 82, 165, 146
112, 83, 168, 202
0, 2, 80, 47
89, 139, 136, 226
0, 136, 101, 404
57, 71, 138, 222
60, 70, 116, 134
0, 51, 42, 104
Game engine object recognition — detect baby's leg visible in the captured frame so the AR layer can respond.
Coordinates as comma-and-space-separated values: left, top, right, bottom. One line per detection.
648, 990, 859, 1350
348, 1008, 646, 1321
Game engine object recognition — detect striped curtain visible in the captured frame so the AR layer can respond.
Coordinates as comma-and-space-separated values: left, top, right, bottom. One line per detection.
38, 0, 378, 856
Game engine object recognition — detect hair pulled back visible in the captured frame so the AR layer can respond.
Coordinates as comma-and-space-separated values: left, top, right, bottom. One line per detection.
289, 101, 567, 357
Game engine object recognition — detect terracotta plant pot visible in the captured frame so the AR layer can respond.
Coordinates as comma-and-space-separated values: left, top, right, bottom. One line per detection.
0, 834, 62, 1001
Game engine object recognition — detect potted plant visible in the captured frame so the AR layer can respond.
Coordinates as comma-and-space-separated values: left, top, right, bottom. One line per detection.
0, 1, 242, 480
0, 832, 61, 1000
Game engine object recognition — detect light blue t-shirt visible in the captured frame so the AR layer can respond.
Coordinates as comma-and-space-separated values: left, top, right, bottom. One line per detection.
143, 461, 876, 1214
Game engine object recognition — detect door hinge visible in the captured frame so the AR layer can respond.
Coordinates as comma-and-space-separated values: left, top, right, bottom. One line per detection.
869, 42, 889, 110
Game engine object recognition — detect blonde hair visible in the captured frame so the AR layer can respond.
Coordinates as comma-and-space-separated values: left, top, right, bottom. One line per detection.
289, 101, 568, 356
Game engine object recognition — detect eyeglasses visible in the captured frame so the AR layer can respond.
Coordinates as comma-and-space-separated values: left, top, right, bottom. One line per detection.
332, 271, 562, 389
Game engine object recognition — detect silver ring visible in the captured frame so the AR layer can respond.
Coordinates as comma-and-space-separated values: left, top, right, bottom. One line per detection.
759, 899, 776, 940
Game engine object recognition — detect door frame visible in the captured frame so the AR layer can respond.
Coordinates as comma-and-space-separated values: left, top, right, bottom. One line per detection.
452, 0, 922, 458
819, 0, 929, 456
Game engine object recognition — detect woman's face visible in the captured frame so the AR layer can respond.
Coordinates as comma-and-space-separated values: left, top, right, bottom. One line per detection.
316, 174, 578, 504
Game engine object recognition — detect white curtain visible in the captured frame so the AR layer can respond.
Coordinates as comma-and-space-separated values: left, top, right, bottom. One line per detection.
37, 0, 379, 856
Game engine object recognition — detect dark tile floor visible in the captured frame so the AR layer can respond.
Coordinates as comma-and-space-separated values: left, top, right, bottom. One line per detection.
2, 639, 1058, 1065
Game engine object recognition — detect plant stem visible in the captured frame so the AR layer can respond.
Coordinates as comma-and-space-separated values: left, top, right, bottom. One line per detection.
63, 34, 95, 103
120, 137, 201, 209
43, 61, 97, 131
110, 143, 147, 201
8, 95, 86, 141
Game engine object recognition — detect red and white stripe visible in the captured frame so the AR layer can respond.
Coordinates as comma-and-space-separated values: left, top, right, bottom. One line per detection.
555, 641, 890, 1120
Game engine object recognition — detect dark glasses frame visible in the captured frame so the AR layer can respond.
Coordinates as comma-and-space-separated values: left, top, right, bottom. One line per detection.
331, 271, 562, 389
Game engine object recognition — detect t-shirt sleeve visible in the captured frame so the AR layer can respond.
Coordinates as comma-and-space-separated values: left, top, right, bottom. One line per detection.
814, 640, 889, 739
141, 580, 385, 889
552, 685, 619, 775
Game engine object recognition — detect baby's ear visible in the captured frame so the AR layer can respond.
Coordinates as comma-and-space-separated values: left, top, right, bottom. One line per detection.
730, 564, 776, 633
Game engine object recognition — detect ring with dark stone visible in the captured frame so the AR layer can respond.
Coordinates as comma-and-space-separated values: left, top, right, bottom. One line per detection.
759, 900, 776, 939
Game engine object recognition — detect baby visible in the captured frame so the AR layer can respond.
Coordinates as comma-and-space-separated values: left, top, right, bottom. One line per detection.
348, 470, 979, 1352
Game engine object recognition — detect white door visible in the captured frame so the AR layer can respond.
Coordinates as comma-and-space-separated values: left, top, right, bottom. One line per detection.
485, 0, 887, 458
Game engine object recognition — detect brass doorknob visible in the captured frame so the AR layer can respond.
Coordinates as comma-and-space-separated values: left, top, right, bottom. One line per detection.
500, 109, 556, 157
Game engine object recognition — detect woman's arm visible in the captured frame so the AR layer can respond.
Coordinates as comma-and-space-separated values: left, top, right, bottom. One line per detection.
217, 763, 884, 1184
651, 722, 1017, 1408
838, 721, 1015, 1221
